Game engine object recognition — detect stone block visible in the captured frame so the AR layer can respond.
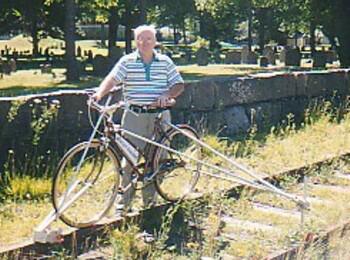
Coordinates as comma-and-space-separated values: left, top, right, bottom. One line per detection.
224, 51, 241, 64
214, 78, 254, 107
196, 47, 209, 66
263, 46, 276, 65
247, 101, 283, 130
304, 72, 331, 97
190, 80, 216, 110
242, 51, 258, 64
294, 72, 308, 97
259, 56, 269, 67
280, 47, 301, 66
313, 51, 327, 68
174, 82, 192, 110
223, 106, 250, 135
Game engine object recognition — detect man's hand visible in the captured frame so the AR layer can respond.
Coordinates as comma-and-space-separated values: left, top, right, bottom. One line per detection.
91, 92, 103, 102
152, 95, 176, 108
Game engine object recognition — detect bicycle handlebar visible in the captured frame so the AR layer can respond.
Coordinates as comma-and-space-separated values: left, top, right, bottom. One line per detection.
87, 96, 176, 115
87, 98, 125, 115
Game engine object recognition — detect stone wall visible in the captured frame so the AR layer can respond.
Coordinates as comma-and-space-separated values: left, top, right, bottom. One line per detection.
0, 69, 349, 173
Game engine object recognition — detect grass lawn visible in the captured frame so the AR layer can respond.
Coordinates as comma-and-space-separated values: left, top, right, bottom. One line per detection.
0, 69, 101, 96
0, 34, 132, 57
0, 64, 280, 96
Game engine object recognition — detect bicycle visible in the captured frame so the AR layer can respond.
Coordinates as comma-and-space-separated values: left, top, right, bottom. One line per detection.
51, 94, 202, 228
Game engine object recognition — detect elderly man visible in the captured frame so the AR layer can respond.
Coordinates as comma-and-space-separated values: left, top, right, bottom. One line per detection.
93, 25, 184, 215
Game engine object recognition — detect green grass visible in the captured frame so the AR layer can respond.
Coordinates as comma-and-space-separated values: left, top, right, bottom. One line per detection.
0, 64, 279, 96
3, 175, 51, 201
0, 69, 101, 96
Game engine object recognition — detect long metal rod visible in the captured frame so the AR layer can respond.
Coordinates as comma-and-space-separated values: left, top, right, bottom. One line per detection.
165, 122, 307, 206
121, 128, 274, 193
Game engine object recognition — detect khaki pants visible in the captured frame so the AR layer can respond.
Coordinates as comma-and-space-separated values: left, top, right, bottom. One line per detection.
118, 109, 171, 209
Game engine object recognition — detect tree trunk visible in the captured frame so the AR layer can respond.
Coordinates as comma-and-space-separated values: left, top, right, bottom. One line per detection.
173, 26, 177, 45
256, 8, 267, 53
199, 13, 205, 38
309, 21, 316, 57
125, 25, 132, 54
64, 0, 79, 81
124, 2, 132, 54
336, 28, 350, 67
247, 6, 253, 52
182, 22, 187, 45
139, 0, 147, 24
100, 24, 107, 47
258, 22, 265, 53
31, 15, 39, 57
333, 2, 350, 67
108, 7, 118, 58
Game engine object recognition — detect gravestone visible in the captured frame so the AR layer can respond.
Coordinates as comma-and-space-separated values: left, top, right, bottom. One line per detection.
241, 46, 258, 64
196, 47, 209, 66
325, 50, 337, 64
9, 59, 16, 72
224, 51, 241, 64
313, 51, 327, 68
3, 61, 11, 74
263, 46, 276, 65
77, 46, 82, 57
280, 46, 301, 66
44, 48, 50, 61
40, 63, 52, 74
213, 49, 221, 64
87, 50, 93, 63
184, 49, 192, 63
259, 56, 269, 67
0, 59, 3, 78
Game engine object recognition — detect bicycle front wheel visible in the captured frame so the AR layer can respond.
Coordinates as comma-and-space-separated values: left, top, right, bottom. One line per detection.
152, 125, 202, 202
52, 140, 121, 228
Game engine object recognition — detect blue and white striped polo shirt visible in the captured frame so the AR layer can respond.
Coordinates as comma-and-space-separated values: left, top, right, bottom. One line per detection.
108, 50, 184, 105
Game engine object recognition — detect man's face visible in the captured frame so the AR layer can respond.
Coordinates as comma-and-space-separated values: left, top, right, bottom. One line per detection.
136, 30, 156, 54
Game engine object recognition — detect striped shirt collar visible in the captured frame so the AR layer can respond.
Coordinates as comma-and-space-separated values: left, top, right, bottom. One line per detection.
132, 50, 160, 62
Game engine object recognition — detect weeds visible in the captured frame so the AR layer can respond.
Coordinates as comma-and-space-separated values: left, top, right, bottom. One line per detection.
3, 174, 51, 201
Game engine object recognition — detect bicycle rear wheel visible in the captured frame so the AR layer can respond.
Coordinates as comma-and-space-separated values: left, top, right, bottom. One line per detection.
52, 140, 121, 228
152, 125, 202, 202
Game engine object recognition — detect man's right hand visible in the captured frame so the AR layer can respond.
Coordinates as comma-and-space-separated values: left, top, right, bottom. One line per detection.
151, 96, 176, 108
91, 92, 103, 102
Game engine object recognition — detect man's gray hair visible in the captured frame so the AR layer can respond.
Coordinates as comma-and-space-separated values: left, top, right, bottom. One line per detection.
134, 25, 156, 39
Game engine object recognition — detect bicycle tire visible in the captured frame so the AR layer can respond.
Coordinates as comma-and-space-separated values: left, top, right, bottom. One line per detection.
52, 140, 121, 228
152, 125, 202, 202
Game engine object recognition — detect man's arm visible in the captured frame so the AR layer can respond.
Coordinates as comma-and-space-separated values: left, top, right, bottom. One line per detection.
153, 83, 184, 108
93, 76, 120, 101
165, 83, 184, 98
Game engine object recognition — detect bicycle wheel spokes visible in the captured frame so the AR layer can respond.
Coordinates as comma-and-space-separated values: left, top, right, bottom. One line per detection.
154, 127, 202, 202
53, 141, 121, 228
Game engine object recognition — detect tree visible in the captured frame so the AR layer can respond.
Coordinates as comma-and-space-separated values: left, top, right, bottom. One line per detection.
0, 0, 62, 57
311, 0, 350, 66
65, 0, 79, 81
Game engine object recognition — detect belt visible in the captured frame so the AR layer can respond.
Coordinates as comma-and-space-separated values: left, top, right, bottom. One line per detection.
129, 105, 167, 114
